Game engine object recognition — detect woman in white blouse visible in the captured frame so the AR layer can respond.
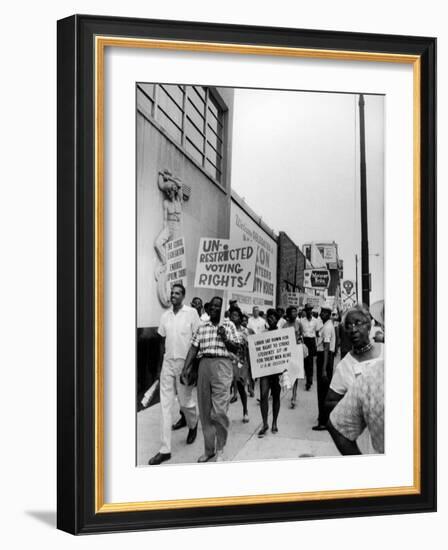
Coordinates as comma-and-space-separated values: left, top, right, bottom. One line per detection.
325, 305, 384, 425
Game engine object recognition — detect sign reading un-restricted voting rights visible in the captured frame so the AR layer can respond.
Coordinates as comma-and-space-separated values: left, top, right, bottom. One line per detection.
194, 238, 256, 291
248, 327, 304, 380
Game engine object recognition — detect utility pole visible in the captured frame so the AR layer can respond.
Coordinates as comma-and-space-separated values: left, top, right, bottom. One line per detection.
359, 94, 370, 307
355, 253, 359, 303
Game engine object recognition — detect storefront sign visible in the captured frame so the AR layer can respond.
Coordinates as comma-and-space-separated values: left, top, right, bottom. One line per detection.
303, 268, 330, 289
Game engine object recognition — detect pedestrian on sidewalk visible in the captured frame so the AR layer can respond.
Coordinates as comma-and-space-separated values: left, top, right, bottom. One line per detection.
148, 283, 200, 466
280, 306, 303, 409
170, 296, 203, 432
257, 308, 282, 438
182, 296, 239, 463
324, 304, 384, 452
228, 306, 250, 423
312, 304, 336, 431
191, 296, 203, 318
302, 303, 319, 390
241, 313, 255, 397
327, 359, 384, 454
247, 305, 267, 334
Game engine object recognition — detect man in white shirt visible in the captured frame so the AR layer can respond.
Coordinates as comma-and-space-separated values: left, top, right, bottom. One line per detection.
312, 305, 336, 431
247, 306, 267, 334
301, 303, 319, 390
148, 283, 200, 465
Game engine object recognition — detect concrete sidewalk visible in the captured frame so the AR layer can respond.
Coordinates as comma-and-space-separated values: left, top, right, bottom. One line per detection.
137, 378, 338, 466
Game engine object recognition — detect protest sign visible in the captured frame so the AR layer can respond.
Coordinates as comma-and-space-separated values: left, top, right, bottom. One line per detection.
248, 327, 304, 380
279, 291, 307, 309
194, 237, 256, 291
304, 268, 330, 289
341, 279, 357, 311
166, 237, 187, 287
285, 292, 306, 308
229, 201, 277, 312
304, 294, 321, 308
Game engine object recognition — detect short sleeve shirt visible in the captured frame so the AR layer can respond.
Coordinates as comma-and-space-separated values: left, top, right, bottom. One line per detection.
247, 316, 267, 334
191, 319, 239, 359
301, 317, 319, 338
330, 343, 384, 395
330, 361, 384, 453
316, 319, 336, 352
157, 305, 200, 360
281, 319, 302, 344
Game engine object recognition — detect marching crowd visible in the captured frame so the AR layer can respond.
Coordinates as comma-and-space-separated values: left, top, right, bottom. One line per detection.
147, 283, 385, 465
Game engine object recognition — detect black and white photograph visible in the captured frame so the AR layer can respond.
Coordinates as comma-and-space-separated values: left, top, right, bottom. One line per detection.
136, 83, 385, 466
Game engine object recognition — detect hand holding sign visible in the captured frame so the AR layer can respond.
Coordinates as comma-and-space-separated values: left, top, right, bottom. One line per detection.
248, 327, 304, 380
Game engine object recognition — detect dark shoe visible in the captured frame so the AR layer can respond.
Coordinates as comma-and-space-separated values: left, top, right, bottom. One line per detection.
230, 394, 238, 403
248, 388, 255, 398
172, 416, 187, 430
186, 423, 198, 444
258, 425, 269, 438
271, 424, 278, 434
148, 452, 171, 465
197, 453, 215, 463
312, 424, 327, 431
305, 383, 311, 391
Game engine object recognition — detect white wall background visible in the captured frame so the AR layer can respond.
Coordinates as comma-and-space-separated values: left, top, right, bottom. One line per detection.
0, 0, 444, 547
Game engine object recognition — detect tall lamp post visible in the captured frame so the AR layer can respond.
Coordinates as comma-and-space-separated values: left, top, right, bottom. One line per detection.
359, 93, 370, 307
355, 252, 380, 305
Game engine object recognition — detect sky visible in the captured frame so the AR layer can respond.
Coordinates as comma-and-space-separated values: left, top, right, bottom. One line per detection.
230, 88, 385, 304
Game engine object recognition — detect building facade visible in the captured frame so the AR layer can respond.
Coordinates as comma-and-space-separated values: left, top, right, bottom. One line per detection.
228, 191, 278, 315
276, 231, 307, 309
136, 83, 234, 397
302, 241, 343, 298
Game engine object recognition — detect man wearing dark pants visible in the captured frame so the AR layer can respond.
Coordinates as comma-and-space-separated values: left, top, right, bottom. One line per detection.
301, 303, 319, 390
182, 296, 239, 463
313, 305, 335, 431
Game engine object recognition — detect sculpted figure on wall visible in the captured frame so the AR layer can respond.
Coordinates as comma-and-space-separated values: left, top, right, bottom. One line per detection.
154, 169, 184, 307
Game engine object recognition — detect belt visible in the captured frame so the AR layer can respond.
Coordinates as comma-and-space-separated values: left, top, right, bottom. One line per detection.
200, 354, 229, 359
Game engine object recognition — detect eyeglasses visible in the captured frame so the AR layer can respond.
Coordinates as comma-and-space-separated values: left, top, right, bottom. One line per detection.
344, 320, 369, 331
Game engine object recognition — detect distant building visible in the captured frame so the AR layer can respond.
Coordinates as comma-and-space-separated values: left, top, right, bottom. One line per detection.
302, 241, 343, 297
277, 232, 307, 308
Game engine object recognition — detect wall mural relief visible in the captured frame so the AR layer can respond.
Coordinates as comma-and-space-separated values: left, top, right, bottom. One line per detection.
154, 169, 188, 307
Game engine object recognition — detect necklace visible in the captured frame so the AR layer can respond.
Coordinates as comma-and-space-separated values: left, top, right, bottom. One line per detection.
352, 342, 373, 355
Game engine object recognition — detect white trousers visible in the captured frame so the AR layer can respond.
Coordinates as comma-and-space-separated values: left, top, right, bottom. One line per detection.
159, 357, 198, 454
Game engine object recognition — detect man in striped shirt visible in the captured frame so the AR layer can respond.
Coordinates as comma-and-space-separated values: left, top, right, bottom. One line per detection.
182, 296, 239, 463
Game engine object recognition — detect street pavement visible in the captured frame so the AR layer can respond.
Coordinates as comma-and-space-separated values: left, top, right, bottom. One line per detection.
137, 376, 339, 466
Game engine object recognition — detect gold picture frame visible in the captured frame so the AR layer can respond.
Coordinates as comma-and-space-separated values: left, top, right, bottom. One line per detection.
58, 15, 436, 534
